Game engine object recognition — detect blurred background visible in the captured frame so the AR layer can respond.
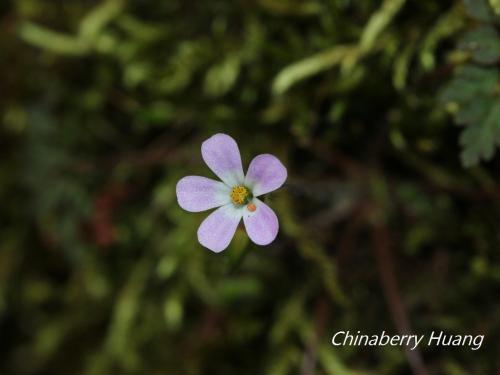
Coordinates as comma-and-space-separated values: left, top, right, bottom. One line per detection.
1, 0, 500, 374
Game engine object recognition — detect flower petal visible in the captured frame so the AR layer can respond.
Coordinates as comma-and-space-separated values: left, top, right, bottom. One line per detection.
244, 154, 287, 196
243, 198, 279, 246
176, 176, 231, 212
201, 133, 244, 187
197, 204, 243, 252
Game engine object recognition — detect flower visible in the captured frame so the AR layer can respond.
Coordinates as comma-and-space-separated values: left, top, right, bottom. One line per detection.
176, 133, 287, 252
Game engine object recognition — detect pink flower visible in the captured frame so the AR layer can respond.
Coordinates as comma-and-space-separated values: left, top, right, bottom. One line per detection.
176, 134, 287, 252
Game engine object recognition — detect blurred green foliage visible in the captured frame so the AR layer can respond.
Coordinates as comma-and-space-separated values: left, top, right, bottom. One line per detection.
1, 0, 500, 374
441, 0, 500, 166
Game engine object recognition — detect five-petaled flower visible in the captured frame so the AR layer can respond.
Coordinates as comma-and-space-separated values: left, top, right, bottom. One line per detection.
176, 133, 287, 252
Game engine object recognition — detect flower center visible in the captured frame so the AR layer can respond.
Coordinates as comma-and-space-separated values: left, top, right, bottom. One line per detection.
230, 185, 250, 205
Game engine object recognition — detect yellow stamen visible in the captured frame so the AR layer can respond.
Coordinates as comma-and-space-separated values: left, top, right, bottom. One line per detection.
230, 186, 249, 205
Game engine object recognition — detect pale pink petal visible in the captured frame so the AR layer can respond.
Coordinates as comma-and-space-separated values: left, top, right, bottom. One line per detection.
243, 198, 279, 246
201, 133, 244, 187
176, 176, 231, 212
197, 204, 243, 252
244, 154, 287, 197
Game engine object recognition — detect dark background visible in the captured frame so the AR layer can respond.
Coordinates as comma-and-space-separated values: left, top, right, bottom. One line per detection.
1, 0, 500, 374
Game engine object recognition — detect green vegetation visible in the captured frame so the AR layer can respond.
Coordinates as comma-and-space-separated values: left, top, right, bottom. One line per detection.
1, 0, 500, 373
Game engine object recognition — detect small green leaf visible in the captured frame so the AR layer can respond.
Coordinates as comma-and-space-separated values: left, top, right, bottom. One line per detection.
79, 0, 124, 39
440, 65, 497, 103
441, 65, 500, 166
455, 98, 494, 125
19, 22, 89, 55
460, 102, 500, 166
459, 26, 500, 64
360, 0, 406, 52
272, 45, 356, 95
204, 55, 241, 97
